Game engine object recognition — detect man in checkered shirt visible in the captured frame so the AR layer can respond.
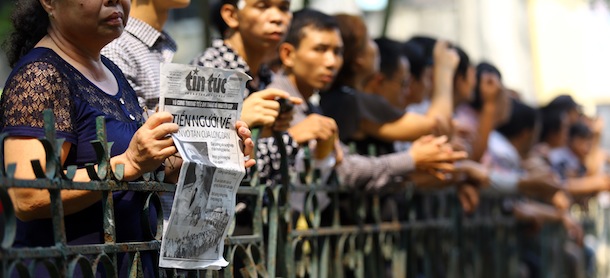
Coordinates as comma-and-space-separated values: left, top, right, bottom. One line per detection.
102, 0, 191, 223
190, 0, 302, 187
102, 0, 189, 111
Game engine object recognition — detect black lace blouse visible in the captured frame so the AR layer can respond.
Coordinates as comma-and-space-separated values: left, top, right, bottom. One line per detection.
1, 47, 143, 166
1, 48, 156, 277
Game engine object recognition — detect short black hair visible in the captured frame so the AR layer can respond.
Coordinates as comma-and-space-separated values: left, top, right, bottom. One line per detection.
569, 122, 593, 140
284, 9, 338, 48
545, 95, 580, 114
497, 99, 540, 140
471, 62, 502, 111
402, 40, 428, 80
539, 106, 565, 143
407, 35, 436, 64
374, 37, 405, 79
210, 0, 238, 38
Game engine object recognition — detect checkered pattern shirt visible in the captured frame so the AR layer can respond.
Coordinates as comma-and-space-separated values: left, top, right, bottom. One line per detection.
190, 39, 298, 187
190, 39, 273, 95
102, 17, 177, 110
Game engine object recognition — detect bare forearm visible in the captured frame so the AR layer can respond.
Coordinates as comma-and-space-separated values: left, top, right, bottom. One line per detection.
363, 114, 437, 142
471, 106, 496, 162
9, 169, 102, 221
427, 67, 454, 120
565, 176, 608, 197
336, 149, 414, 191
513, 201, 562, 222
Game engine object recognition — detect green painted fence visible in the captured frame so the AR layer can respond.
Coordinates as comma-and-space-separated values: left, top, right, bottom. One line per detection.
0, 110, 585, 277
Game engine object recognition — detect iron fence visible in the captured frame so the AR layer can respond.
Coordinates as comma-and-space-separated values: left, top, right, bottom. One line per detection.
0, 110, 588, 277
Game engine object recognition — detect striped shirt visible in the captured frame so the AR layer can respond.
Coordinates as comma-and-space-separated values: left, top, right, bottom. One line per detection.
102, 17, 177, 110
102, 17, 177, 221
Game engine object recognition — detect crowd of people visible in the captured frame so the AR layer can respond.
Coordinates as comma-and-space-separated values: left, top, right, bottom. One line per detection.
1, 0, 609, 277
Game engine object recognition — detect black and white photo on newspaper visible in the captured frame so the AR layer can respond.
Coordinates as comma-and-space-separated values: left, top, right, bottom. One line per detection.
158, 63, 251, 270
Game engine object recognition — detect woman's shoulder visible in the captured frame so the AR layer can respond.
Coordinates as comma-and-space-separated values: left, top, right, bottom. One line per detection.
4, 48, 67, 86
7, 48, 70, 84
12, 47, 62, 69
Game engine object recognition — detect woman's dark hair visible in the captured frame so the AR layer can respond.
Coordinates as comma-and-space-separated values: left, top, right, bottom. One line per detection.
2, 0, 49, 67
470, 62, 502, 111
329, 14, 368, 91
497, 99, 540, 140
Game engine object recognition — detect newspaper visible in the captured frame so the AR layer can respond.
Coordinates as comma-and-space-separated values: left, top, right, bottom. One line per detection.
158, 63, 251, 270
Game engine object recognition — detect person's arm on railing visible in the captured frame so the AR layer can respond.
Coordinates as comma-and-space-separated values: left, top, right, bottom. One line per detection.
563, 175, 610, 198
335, 135, 466, 191
5, 112, 177, 220
5, 112, 256, 221
360, 41, 458, 141
513, 200, 583, 245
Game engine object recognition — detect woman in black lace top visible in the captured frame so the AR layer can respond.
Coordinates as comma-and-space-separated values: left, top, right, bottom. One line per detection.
1, 0, 254, 276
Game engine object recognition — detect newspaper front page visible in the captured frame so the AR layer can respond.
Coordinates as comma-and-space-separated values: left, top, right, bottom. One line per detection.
158, 63, 251, 269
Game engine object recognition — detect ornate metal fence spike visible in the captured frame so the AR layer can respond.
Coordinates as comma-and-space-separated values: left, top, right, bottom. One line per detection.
113, 163, 124, 181
0, 110, 576, 277
30, 110, 66, 180
0, 188, 16, 249
91, 253, 116, 277
66, 255, 94, 278
0, 133, 10, 177
87, 140, 108, 180
4, 163, 15, 179
30, 159, 47, 179
304, 191, 321, 229
155, 170, 165, 182
141, 192, 164, 240
128, 251, 144, 278
141, 172, 152, 182
61, 165, 77, 180
37, 138, 58, 179
6, 261, 29, 277
93, 116, 124, 181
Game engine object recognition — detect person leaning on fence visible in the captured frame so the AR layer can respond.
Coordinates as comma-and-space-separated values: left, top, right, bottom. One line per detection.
190, 0, 301, 134
529, 99, 610, 202
190, 0, 303, 235
0, 0, 255, 276
482, 99, 586, 277
320, 14, 458, 154
269, 9, 470, 203
191, 0, 303, 186
359, 37, 488, 213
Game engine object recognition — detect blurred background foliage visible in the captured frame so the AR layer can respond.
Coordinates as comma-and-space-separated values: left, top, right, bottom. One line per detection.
0, 2, 13, 42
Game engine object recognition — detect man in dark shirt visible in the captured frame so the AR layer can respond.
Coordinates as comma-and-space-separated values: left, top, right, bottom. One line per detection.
270, 9, 469, 193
